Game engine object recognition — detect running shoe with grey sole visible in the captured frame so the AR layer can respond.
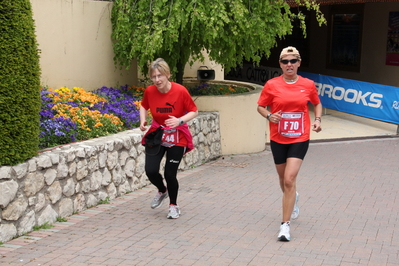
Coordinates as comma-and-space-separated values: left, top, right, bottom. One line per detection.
151, 191, 168, 209
167, 205, 181, 219
278, 222, 291, 241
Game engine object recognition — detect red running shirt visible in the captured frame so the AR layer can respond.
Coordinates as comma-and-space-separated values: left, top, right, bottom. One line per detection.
141, 82, 197, 147
257, 75, 321, 144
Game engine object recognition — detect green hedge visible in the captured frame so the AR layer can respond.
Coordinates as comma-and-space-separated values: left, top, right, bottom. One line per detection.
0, 0, 41, 165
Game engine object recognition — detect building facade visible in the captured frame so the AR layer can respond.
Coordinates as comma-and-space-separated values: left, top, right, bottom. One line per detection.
227, 1, 399, 88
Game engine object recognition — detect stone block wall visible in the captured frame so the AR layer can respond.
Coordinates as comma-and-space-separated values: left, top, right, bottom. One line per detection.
0, 112, 220, 243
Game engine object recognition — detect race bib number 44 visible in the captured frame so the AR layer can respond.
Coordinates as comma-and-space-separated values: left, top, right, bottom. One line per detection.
278, 112, 304, 138
161, 128, 179, 147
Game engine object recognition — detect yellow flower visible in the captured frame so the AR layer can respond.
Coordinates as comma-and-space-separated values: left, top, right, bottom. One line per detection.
55, 87, 71, 93
134, 100, 142, 109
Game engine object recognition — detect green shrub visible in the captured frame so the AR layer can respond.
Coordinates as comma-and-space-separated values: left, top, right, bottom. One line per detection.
0, 0, 41, 165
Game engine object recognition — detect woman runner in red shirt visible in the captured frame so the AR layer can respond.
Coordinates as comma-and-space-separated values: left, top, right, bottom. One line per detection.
257, 47, 322, 241
140, 58, 198, 219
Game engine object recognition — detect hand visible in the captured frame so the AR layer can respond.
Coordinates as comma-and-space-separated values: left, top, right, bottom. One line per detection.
269, 111, 282, 124
312, 120, 322, 133
140, 121, 147, 131
165, 115, 179, 128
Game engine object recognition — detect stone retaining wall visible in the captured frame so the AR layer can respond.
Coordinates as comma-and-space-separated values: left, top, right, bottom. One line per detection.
0, 112, 221, 243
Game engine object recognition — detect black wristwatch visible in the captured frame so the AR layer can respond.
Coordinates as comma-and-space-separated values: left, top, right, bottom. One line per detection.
267, 113, 272, 121
179, 118, 184, 125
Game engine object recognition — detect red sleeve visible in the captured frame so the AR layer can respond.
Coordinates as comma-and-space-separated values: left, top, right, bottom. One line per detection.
141, 85, 155, 110
257, 81, 273, 107
308, 82, 321, 105
183, 87, 198, 113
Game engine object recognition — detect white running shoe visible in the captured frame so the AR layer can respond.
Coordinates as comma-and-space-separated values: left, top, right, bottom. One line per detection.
167, 205, 181, 219
151, 191, 168, 209
278, 222, 291, 241
291, 191, 299, 220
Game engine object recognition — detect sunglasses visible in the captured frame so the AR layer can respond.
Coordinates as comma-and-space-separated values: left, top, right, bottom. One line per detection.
280, 59, 299, 64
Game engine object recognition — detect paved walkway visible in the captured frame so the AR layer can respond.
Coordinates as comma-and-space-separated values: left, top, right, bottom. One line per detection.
0, 112, 398, 266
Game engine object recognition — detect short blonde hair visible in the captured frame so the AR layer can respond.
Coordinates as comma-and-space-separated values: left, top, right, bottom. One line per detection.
149, 58, 171, 77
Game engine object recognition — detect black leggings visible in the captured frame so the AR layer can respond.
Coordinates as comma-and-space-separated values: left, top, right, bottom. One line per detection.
145, 145, 185, 205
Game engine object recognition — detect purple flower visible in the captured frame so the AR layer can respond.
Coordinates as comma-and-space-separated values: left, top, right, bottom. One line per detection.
92, 85, 140, 128
39, 117, 78, 148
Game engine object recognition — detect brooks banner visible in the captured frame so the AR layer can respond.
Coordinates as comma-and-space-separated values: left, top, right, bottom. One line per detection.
299, 72, 399, 124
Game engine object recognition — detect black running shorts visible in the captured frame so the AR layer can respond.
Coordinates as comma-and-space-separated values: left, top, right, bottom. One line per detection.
270, 140, 309, 165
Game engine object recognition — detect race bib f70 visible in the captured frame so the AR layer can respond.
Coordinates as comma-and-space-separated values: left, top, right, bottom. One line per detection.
278, 112, 304, 138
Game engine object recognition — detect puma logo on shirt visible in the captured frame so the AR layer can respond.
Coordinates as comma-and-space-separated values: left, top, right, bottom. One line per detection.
156, 102, 176, 113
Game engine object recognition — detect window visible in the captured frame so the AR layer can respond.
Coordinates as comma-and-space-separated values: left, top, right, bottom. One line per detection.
327, 4, 364, 72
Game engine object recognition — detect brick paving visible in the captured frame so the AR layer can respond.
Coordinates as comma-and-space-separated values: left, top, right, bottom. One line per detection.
1, 137, 399, 266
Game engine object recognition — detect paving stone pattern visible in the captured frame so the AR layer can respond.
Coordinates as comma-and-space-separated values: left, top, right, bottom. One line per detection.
0, 137, 398, 266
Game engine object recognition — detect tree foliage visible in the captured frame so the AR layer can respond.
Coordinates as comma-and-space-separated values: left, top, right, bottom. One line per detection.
111, 0, 325, 84
0, 0, 41, 165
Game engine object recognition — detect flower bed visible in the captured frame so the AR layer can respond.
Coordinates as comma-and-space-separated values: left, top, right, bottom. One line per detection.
39, 85, 146, 149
